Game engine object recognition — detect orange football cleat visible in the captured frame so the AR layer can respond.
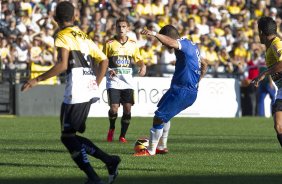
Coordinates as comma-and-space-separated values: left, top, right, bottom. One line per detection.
133, 149, 154, 157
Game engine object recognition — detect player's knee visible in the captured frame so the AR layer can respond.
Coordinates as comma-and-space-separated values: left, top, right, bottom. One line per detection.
153, 123, 164, 129
60, 134, 76, 151
275, 123, 282, 134
122, 113, 131, 123
108, 110, 118, 119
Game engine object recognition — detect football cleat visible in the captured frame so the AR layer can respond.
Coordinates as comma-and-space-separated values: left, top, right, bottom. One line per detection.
119, 136, 127, 143
106, 155, 121, 184
156, 148, 168, 154
107, 129, 115, 142
133, 149, 154, 157
84, 179, 106, 184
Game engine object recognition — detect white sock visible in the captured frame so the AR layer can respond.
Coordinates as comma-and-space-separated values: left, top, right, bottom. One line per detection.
157, 121, 170, 150
147, 127, 163, 155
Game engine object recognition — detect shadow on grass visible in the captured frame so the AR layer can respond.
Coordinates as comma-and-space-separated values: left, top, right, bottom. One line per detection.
1, 175, 282, 184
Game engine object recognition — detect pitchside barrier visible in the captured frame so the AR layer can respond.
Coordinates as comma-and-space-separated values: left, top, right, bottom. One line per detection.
15, 77, 245, 117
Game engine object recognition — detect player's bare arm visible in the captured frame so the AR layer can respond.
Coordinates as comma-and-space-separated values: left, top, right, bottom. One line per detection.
137, 60, 146, 76
96, 59, 109, 86
21, 47, 69, 92
200, 60, 208, 81
108, 68, 117, 79
251, 60, 282, 87
140, 29, 179, 49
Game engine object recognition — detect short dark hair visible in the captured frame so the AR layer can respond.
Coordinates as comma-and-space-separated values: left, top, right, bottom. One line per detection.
116, 17, 129, 26
55, 1, 74, 23
159, 25, 180, 39
258, 16, 277, 36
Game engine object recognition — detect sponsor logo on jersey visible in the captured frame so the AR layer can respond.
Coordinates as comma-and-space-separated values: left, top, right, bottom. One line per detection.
116, 56, 130, 67
83, 69, 95, 75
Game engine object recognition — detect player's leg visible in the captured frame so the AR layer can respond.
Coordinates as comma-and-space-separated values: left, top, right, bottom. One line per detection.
76, 135, 121, 183
60, 102, 103, 183
135, 88, 197, 156
272, 99, 282, 147
134, 89, 175, 156
107, 89, 120, 142
119, 89, 134, 143
156, 120, 170, 154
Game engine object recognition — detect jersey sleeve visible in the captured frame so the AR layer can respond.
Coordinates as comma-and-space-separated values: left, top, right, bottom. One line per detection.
272, 41, 282, 62
54, 33, 70, 50
133, 45, 143, 63
178, 38, 192, 52
90, 41, 107, 64
102, 42, 109, 57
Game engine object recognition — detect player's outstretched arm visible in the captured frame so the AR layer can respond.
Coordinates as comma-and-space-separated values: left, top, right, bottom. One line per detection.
251, 60, 282, 87
140, 29, 179, 49
251, 73, 266, 87
200, 59, 208, 81
21, 47, 69, 92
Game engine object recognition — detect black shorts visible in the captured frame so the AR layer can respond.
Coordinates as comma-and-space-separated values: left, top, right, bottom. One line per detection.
107, 88, 134, 105
60, 101, 92, 134
272, 99, 282, 115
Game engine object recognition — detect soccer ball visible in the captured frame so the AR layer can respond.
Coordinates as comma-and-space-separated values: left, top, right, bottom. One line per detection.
134, 138, 149, 153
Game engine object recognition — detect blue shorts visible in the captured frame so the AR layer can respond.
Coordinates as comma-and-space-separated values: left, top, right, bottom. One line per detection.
155, 87, 197, 123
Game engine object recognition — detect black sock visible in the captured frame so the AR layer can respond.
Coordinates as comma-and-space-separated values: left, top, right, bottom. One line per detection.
109, 110, 117, 129
120, 113, 131, 138
76, 135, 112, 164
277, 134, 282, 147
61, 136, 100, 181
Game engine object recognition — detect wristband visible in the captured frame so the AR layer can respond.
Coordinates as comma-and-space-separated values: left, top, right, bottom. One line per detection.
152, 31, 157, 36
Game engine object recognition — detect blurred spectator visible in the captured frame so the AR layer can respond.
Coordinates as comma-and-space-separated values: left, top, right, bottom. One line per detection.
257, 65, 276, 117
201, 41, 220, 77
232, 41, 249, 74
217, 47, 233, 75
30, 37, 44, 65
0, 0, 280, 87
159, 46, 176, 77
9, 35, 30, 71
0, 37, 11, 70
140, 42, 157, 76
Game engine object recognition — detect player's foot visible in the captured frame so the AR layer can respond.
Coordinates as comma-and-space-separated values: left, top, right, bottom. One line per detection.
156, 148, 168, 154
119, 136, 127, 143
133, 149, 154, 157
85, 179, 106, 184
106, 155, 121, 184
107, 129, 115, 142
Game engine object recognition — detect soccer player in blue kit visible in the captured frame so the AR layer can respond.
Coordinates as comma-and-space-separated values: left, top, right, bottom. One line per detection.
134, 25, 207, 156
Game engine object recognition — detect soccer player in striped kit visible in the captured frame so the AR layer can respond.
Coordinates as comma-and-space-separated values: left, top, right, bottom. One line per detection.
21, 2, 120, 183
103, 17, 146, 143
252, 16, 282, 148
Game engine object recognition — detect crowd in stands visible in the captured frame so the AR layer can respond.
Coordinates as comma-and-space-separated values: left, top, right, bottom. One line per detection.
0, 0, 282, 84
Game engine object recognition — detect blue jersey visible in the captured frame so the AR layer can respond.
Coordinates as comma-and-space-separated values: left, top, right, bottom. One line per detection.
171, 38, 201, 92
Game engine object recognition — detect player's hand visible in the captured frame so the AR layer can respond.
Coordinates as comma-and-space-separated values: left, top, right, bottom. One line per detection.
140, 29, 154, 36
109, 69, 117, 79
250, 73, 265, 87
138, 65, 146, 76
21, 78, 38, 92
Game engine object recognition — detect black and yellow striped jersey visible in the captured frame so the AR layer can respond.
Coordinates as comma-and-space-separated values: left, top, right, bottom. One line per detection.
103, 36, 142, 89
55, 26, 107, 104
266, 37, 282, 89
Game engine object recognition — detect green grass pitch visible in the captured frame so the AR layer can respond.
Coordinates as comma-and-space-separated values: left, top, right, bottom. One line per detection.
0, 116, 282, 184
